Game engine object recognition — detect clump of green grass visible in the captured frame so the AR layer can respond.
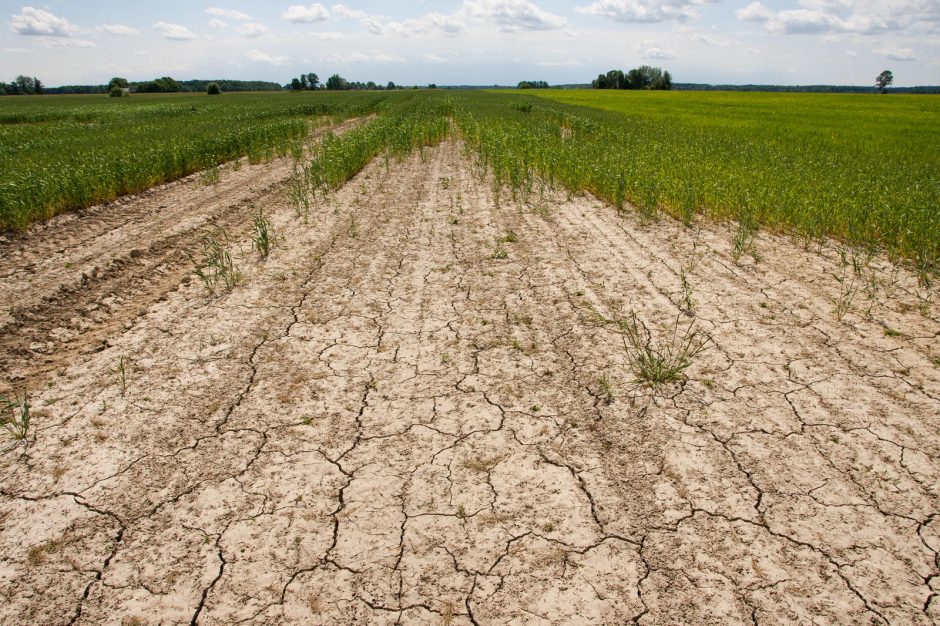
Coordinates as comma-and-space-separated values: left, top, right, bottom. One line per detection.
251, 211, 276, 259
589, 305, 708, 388
189, 233, 240, 294
619, 312, 709, 387
1, 392, 31, 446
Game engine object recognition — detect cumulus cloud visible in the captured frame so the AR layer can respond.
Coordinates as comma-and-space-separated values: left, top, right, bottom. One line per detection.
98, 24, 140, 36
209, 19, 228, 29
336, 0, 563, 36
153, 22, 195, 40
10, 6, 78, 37
282, 4, 330, 23
462, 0, 566, 31
246, 49, 288, 64
331, 4, 367, 20
576, 0, 718, 24
876, 45, 917, 60
206, 7, 251, 21
638, 40, 677, 58
235, 23, 271, 37
737, 0, 940, 35
328, 4, 466, 36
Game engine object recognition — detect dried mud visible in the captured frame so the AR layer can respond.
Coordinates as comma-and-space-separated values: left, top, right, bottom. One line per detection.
0, 140, 938, 625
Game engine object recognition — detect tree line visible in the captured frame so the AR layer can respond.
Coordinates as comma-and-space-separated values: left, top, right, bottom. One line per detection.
593, 66, 672, 90
0, 76, 44, 95
517, 81, 550, 89
288, 73, 401, 91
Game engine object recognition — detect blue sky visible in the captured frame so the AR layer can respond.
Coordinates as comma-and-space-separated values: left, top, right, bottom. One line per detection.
2, 1, 938, 86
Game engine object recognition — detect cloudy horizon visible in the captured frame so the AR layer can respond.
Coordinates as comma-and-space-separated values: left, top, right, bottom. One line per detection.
2, 1, 938, 87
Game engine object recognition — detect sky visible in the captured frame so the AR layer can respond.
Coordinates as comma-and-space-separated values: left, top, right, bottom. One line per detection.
2, 1, 938, 87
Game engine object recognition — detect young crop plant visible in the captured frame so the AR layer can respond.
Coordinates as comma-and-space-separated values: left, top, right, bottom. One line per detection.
251, 210, 276, 260
588, 305, 709, 388
1, 392, 31, 448
111, 356, 127, 396
189, 232, 240, 294
730, 217, 758, 265
200, 165, 221, 186
597, 374, 614, 405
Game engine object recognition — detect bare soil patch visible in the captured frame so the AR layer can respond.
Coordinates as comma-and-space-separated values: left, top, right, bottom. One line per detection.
1, 141, 937, 625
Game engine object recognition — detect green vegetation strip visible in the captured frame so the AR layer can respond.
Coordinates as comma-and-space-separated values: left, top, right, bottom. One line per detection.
2, 89, 937, 272
0, 92, 388, 229
474, 90, 939, 269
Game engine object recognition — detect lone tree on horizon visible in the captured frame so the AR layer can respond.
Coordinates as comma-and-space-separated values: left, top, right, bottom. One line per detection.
876, 70, 893, 94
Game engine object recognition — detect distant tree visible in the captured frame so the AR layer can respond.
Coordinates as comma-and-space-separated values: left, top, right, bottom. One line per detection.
109, 85, 126, 97
325, 74, 348, 90
33, 77, 43, 95
306, 73, 319, 89
15, 75, 36, 95
206, 82, 221, 95
876, 70, 893, 94
386, 81, 396, 90
366, 80, 377, 90
290, 77, 302, 91
135, 76, 181, 93
428, 83, 437, 89
518, 80, 549, 89
593, 66, 672, 90
300, 74, 308, 90
108, 77, 129, 90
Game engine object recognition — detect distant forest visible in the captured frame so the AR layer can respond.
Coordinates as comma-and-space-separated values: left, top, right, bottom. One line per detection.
43, 79, 283, 95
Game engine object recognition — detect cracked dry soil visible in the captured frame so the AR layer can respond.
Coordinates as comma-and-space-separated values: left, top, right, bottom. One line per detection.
1, 139, 938, 625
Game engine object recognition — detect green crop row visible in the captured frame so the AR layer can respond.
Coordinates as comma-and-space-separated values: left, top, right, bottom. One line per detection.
301, 93, 453, 194
0, 92, 390, 230
458, 90, 940, 271
2, 89, 937, 273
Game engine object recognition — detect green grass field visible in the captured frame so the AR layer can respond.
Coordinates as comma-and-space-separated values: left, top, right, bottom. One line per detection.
0, 92, 388, 230
2, 89, 938, 273
474, 89, 940, 271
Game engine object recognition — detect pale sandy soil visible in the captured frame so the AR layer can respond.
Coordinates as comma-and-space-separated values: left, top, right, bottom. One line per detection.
0, 140, 938, 625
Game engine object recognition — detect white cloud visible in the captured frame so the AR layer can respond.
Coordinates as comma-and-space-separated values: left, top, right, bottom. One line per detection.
3, 47, 29, 53
638, 40, 677, 58
328, 50, 405, 63
153, 22, 195, 41
10, 6, 78, 37
38, 37, 96, 48
206, 7, 251, 21
424, 52, 451, 63
876, 45, 917, 60
98, 24, 140, 36
235, 23, 271, 37
282, 4, 330, 23
462, 0, 567, 31
691, 32, 732, 46
576, 0, 718, 24
209, 18, 228, 30
737, 0, 940, 36
331, 4, 367, 20
246, 49, 288, 64
327, 5, 467, 37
